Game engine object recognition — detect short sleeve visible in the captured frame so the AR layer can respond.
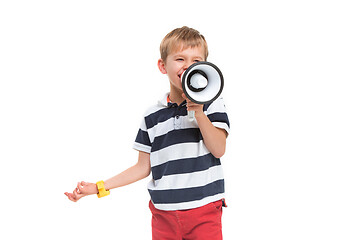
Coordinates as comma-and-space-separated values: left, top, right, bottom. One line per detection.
133, 117, 152, 153
205, 97, 230, 135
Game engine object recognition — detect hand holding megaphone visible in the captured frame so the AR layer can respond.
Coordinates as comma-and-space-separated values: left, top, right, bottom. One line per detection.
181, 61, 224, 121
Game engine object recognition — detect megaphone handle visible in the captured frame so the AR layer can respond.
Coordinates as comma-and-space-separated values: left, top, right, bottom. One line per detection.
188, 110, 195, 121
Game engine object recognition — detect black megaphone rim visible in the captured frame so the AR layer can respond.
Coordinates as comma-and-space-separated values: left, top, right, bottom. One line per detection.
182, 61, 224, 104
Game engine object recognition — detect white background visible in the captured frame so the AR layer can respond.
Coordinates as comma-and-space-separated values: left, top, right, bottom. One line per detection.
1, 0, 359, 239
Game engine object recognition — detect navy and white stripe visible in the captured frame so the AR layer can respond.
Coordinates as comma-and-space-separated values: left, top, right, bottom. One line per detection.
133, 93, 230, 211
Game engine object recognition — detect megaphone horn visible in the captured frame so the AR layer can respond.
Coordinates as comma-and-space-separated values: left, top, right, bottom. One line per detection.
181, 61, 224, 121
187, 70, 208, 92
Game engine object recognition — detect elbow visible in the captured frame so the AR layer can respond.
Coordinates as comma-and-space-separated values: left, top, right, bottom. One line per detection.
136, 161, 151, 180
213, 152, 224, 159
212, 146, 226, 159
145, 168, 151, 178
141, 165, 151, 179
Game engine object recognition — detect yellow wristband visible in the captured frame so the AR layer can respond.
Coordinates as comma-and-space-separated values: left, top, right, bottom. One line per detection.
96, 181, 110, 198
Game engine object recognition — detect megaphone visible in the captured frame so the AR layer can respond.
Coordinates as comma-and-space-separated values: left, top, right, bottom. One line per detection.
181, 61, 224, 121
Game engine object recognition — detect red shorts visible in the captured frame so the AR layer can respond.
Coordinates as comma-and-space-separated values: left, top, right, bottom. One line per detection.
149, 200, 224, 240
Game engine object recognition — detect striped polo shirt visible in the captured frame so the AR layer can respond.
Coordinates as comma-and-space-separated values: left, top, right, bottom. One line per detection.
133, 93, 230, 211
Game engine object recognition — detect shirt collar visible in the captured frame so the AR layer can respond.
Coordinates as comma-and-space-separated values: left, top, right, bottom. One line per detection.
158, 93, 170, 107
158, 93, 186, 108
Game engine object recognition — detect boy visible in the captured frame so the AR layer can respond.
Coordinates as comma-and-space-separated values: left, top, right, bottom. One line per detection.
65, 26, 230, 240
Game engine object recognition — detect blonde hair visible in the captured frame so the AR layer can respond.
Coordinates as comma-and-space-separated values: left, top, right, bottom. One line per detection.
160, 26, 208, 61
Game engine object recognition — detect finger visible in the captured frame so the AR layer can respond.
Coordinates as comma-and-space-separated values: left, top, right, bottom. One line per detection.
73, 188, 83, 201
187, 102, 199, 109
74, 187, 82, 196
78, 182, 87, 194
182, 93, 191, 102
65, 192, 76, 202
187, 102, 196, 107
77, 182, 82, 192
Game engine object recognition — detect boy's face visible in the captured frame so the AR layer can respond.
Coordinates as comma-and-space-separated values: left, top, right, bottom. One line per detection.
158, 45, 206, 94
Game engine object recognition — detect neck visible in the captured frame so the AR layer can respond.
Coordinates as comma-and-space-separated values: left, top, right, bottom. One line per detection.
169, 86, 185, 105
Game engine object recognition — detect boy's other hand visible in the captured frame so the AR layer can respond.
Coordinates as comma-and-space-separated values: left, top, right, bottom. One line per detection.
64, 181, 98, 202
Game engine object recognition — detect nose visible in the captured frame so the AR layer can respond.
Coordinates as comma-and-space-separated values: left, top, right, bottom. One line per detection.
181, 63, 192, 77
180, 60, 193, 79
180, 65, 189, 78
184, 60, 193, 70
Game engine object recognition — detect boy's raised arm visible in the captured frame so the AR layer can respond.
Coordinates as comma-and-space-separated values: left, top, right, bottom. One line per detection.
183, 93, 227, 159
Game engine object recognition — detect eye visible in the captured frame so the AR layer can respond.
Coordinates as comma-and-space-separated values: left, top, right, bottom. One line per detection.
176, 58, 184, 62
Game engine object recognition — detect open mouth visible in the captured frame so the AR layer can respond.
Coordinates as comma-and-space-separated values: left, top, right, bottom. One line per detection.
178, 71, 185, 79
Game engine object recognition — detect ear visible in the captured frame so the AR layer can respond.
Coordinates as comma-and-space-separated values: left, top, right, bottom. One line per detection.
157, 59, 167, 74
